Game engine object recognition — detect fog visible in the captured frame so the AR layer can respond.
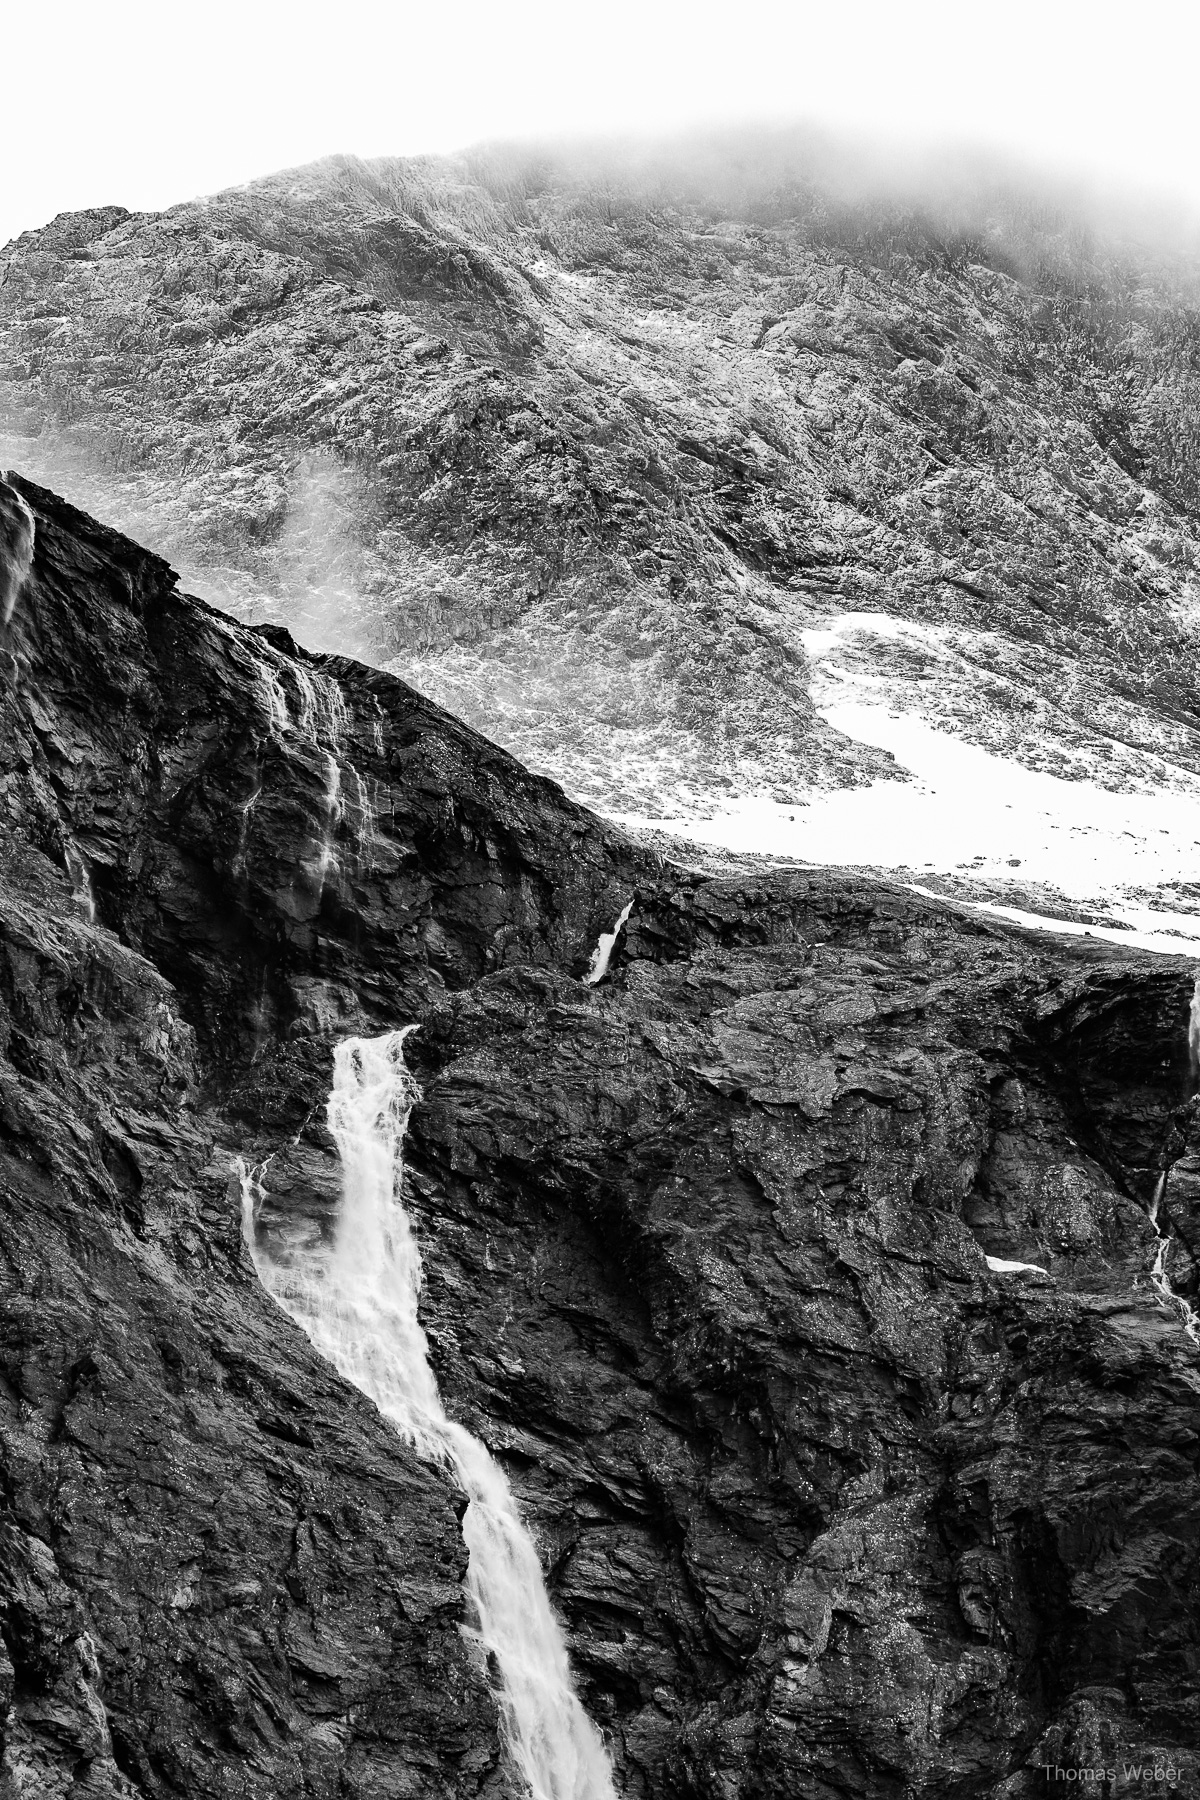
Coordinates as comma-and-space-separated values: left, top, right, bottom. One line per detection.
6, 98, 1200, 953
2, 0, 1199, 249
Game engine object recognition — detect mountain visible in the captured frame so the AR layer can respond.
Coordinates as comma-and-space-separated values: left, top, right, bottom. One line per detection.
4, 138, 1200, 946
2, 472, 1200, 1796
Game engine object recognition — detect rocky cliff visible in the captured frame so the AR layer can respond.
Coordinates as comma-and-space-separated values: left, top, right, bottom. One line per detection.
4, 141, 1200, 938
1, 474, 1199, 1797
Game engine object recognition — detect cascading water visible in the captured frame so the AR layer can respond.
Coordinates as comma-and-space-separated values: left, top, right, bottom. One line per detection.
310, 751, 344, 890
344, 765, 380, 872
253, 657, 291, 741
293, 664, 351, 744
1141, 973, 1200, 1344
241, 654, 381, 885
1145, 1200, 1199, 1343
583, 901, 633, 986
292, 665, 319, 738
232, 781, 263, 877
240, 1031, 617, 1800
0, 483, 35, 627
64, 841, 96, 923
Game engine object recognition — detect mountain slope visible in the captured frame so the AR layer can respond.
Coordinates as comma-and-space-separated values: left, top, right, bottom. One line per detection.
4, 139, 1200, 932
2, 475, 1200, 1795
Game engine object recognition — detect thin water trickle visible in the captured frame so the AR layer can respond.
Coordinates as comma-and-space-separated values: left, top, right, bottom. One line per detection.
292, 665, 351, 745
233, 780, 262, 876
246, 656, 380, 889
64, 842, 96, 924
311, 751, 344, 888
344, 766, 380, 871
292, 665, 318, 737
1145, 1190, 1199, 1345
240, 1031, 617, 1800
0, 486, 35, 627
253, 658, 291, 740
1141, 983, 1200, 1344
584, 901, 633, 986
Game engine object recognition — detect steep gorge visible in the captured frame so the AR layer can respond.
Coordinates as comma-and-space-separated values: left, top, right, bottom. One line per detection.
1, 474, 1199, 1795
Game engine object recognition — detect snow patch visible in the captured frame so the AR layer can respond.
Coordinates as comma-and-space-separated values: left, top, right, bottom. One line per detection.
611, 673, 1200, 955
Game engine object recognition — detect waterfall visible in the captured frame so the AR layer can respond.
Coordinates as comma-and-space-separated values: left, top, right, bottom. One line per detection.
310, 750, 344, 890
0, 484, 35, 627
292, 664, 351, 744
583, 901, 633, 986
293, 665, 320, 737
1142, 977, 1200, 1345
240, 654, 381, 887
253, 657, 291, 741
1146, 1203, 1199, 1344
64, 841, 97, 923
232, 781, 263, 878
344, 765, 380, 872
240, 1031, 617, 1800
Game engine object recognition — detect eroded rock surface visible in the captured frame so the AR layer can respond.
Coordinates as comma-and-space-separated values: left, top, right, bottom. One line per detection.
4, 144, 1200, 827
1, 476, 1199, 1796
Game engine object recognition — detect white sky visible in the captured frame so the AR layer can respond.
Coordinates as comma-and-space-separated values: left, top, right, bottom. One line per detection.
2, 0, 1199, 246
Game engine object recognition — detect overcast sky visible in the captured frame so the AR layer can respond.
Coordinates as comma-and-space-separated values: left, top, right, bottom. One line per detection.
3, 0, 1198, 246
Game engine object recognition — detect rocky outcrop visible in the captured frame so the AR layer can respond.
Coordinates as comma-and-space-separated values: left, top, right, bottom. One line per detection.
1, 475, 1199, 1797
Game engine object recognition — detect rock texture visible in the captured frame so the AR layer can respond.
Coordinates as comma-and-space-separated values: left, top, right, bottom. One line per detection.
0, 471, 639, 1800
1, 475, 1199, 1796
3, 140, 1200, 837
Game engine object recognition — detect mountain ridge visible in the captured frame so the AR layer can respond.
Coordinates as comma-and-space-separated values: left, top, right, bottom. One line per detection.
6, 139, 1200, 965
6, 141, 1200, 866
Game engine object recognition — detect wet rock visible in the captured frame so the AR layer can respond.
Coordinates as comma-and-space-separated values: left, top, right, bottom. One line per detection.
0, 477, 1199, 1795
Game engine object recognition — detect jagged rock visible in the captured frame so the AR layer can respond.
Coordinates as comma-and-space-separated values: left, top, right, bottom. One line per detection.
4, 142, 1200, 852
1, 476, 1199, 1796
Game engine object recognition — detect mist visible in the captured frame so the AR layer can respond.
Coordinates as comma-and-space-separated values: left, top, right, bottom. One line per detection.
4, 0, 1200, 249
6, 121, 1200, 907
6, 117, 1200, 692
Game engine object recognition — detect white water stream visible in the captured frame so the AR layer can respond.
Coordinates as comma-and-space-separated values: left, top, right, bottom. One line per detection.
0, 483, 35, 626
583, 901, 633, 986
243, 652, 381, 882
240, 1030, 616, 1800
63, 841, 97, 923
1145, 976, 1200, 1344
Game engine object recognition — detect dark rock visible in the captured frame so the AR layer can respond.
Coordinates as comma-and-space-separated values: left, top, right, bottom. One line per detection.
1, 474, 1199, 1795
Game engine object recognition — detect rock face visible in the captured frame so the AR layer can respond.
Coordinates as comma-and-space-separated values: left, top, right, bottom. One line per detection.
0, 472, 638, 1800
3, 141, 1200, 846
1, 474, 1200, 1798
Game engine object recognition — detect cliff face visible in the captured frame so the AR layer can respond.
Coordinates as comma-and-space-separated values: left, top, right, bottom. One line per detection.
0, 471, 641, 1800
1, 475, 1199, 1799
